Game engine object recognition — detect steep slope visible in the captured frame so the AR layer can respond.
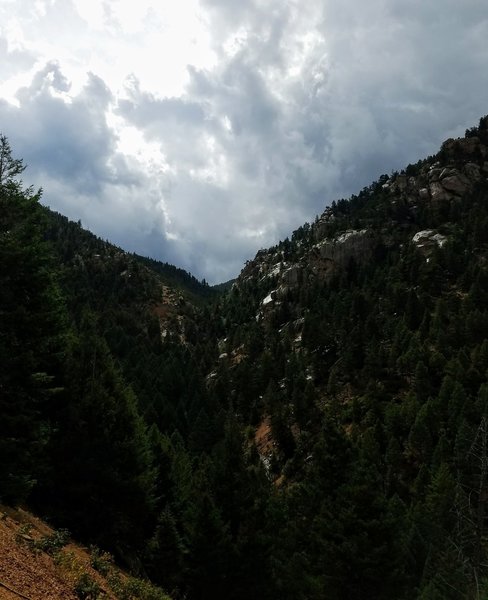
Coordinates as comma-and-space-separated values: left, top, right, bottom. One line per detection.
222, 120, 488, 350
208, 116, 488, 598
0, 506, 171, 600
42, 209, 218, 423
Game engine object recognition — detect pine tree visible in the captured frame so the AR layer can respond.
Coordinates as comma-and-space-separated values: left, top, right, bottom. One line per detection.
0, 137, 65, 503
38, 314, 157, 558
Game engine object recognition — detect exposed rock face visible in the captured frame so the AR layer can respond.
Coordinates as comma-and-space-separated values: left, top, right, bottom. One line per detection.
304, 229, 375, 287
253, 229, 376, 312
428, 167, 442, 182
441, 136, 486, 158
382, 131, 488, 209
282, 265, 302, 285
412, 230, 447, 246
313, 208, 336, 240
396, 174, 408, 190
412, 229, 447, 256
425, 164, 472, 201
316, 229, 372, 266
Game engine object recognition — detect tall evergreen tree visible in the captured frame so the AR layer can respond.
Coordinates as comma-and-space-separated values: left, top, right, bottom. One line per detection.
37, 314, 157, 559
0, 136, 65, 503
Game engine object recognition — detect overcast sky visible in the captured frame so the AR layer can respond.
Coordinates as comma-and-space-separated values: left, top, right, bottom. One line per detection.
1, 1, 487, 283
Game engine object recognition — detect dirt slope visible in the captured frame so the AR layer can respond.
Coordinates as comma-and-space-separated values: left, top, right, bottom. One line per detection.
0, 506, 116, 600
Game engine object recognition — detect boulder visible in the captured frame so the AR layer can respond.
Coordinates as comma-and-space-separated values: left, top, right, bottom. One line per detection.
441, 174, 469, 195
439, 167, 457, 179
429, 181, 451, 203
428, 167, 442, 182
412, 230, 448, 256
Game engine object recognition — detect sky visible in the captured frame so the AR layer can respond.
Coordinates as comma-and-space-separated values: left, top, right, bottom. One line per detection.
1, 1, 488, 283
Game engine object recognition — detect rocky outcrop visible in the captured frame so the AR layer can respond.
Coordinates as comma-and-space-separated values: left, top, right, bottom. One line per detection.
412, 230, 447, 257
313, 207, 336, 241
257, 229, 376, 310
383, 138, 488, 205
315, 229, 373, 267
441, 136, 486, 159
383, 132, 488, 208
412, 229, 447, 248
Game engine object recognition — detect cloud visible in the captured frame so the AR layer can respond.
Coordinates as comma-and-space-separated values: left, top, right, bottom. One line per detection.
2, 65, 115, 193
0, 37, 36, 80
0, 62, 176, 262
1, 0, 488, 283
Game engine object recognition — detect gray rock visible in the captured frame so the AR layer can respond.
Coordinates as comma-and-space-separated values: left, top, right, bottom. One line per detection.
317, 230, 373, 266
442, 136, 485, 158
441, 174, 469, 195
464, 162, 481, 180
439, 167, 457, 180
428, 168, 442, 182
412, 229, 448, 255
429, 181, 451, 202
396, 174, 407, 190
282, 265, 302, 285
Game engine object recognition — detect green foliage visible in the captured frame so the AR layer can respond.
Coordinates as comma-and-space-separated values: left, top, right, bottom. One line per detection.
16, 524, 70, 556
0, 141, 66, 503
35, 528, 71, 555
74, 572, 102, 600
36, 314, 157, 557
90, 546, 114, 576
108, 571, 171, 600
0, 133, 26, 185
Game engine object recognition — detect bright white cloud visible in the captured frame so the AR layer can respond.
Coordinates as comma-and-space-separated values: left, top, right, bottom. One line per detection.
1, 0, 488, 283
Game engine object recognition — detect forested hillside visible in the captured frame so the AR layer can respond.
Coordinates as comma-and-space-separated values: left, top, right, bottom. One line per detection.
3, 118, 488, 599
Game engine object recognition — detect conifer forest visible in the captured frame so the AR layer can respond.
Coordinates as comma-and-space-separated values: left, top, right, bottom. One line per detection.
3, 118, 488, 599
